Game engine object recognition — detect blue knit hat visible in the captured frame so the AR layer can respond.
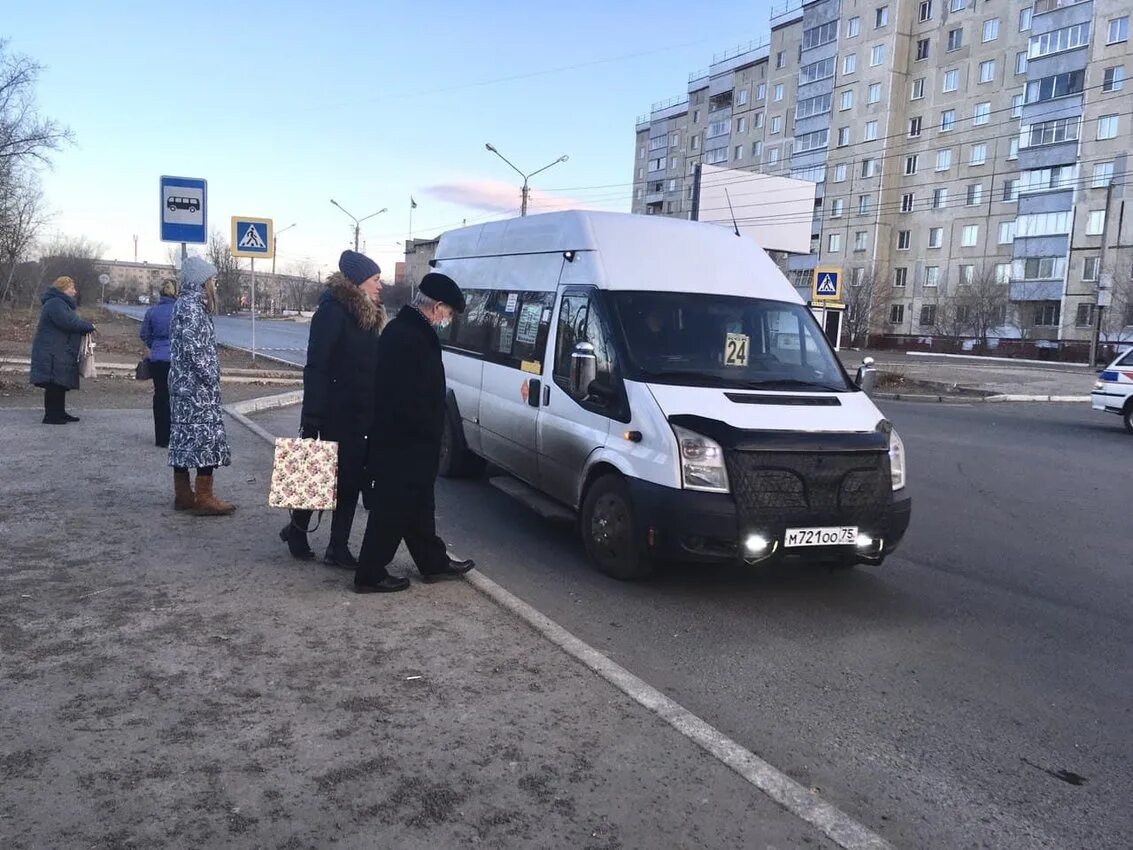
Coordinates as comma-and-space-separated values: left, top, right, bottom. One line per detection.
338, 250, 381, 285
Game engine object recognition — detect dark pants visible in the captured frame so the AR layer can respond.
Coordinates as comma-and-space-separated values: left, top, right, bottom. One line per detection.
43, 384, 67, 421
174, 466, 214, 476
290, 435, 366, 551
355, 481, 448, 584
149, 360, 171, 447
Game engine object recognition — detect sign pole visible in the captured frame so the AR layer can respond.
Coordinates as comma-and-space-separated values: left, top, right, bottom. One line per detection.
251, 258, 256, 362
181, 242, 187, 262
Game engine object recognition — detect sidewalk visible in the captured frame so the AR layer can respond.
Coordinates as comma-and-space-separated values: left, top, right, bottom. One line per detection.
0, 407, 831, 849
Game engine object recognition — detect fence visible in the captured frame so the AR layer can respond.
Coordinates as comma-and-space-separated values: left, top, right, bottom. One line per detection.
873, 334, 1129, 365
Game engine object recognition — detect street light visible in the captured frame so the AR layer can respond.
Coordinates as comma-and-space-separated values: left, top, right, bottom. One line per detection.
330, 199, 387, 252
272, 222, 297, 277
484, 143, 569, 217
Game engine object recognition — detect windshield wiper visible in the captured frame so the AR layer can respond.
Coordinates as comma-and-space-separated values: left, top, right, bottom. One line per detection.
738, 378, 847, 393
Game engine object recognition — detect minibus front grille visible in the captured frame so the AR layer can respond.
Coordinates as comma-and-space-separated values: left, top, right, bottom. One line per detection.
726, 450, 891, 528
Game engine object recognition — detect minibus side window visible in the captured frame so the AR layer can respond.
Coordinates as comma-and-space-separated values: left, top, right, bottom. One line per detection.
512, 292, 555, 368
553, 293, 613, 402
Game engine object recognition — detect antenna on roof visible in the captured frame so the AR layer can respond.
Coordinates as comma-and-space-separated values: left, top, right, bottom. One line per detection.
724, 188, 741, 238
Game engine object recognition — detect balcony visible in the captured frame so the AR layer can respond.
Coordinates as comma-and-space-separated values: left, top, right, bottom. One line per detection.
1010, 280, 1064, 301
1033, 0, 1088, 15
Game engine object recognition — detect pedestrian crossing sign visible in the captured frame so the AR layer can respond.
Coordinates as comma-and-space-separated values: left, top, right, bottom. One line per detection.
230, 216, 274, 258
811, 266, 842, 302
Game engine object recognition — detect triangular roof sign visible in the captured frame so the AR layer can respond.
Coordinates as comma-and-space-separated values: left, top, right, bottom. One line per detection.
817, 273, 838, 295
238, 224, 266, 249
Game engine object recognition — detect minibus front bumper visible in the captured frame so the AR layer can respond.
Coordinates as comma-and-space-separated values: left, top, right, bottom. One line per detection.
628, 478, 911, 565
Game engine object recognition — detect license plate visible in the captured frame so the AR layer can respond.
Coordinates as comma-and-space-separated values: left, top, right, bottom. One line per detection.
784, 526, 857, 547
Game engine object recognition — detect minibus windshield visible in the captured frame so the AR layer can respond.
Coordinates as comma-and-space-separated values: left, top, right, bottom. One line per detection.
610, 291, 852, 392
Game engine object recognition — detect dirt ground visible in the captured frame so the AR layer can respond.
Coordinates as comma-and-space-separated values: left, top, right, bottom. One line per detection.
0, 305, 299, 410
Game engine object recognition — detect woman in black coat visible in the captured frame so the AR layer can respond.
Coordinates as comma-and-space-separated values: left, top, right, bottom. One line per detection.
280, 250, 385, 566
29, 276, 96, 424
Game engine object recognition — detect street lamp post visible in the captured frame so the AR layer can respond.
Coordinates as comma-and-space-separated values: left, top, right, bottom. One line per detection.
272, 222, 297, 277
484, 144, 569, 216
330, 199, 388, 252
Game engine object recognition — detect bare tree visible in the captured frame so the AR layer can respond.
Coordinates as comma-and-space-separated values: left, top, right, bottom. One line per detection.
205, 230, 242, 314
0, 40, 72, 166
842, 264, 893, 348
36, 235, 104, 305
1100, 267, 1133, 346
0, 166, 45, 305
951, 265, 1010, 351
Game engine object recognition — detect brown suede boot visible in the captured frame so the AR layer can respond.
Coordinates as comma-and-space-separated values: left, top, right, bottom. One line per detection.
192, 474, 236, 516
174, 470, 196, 511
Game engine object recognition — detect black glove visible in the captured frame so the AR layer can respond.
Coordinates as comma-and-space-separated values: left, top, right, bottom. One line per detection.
300, 417, 321, 439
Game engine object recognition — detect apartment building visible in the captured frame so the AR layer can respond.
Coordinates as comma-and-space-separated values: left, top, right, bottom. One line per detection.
632, 0, 1133, 348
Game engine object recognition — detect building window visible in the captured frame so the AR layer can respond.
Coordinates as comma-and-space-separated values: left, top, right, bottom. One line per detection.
857, 195, 871, 216
995, 264, 1011, 284
911, 78, 925, 99
947, 28, 963, 51
755, 111, 764, 128
1015, 212, 1072, 237
876, 6, 889, 28
1025, 70, 1085, 103
1016, 52, 1028, 75
734, 145, 744, 160
854, 230, 869, 250
916, 39, 930, 60
967, 184, 983, 205
649, 157, 666, 172
944, 69, 959, 92
795, 129, 829, 153
941, 109, 956, 131
737, 88, 749, 106
983, 18, 999, 42
905, 155, 919, 175
1022, 116, 1080, 148
752, 140, 763, 157
909, 116, 923, 137
949, 0, 965, 10
707, 119, 729, 139
796, 93, 833, 119
920, 304, 938, 326
1103, 66, 1125, 93
936, 149, 953, 171
667, 178, 677, 192
1108, 17, 1129, 45
1086, 210, 1106, 235
802, 21, 839, 50
979, 60, 996, 84
1098, 115, 1119, 140
831, 198, 845, 218
928, 228, 943, 248
705, 147, 728, 165
1019, 6, 1033, 31
834, 163, 848, 182
919, 0, 933, 22
862, 158, 879, 178
890, 303, 906, 324
961, 224, 979, 246
970, 143, 988, 165
925, 266, 941, 287
838, 127, 851, 146
1034, 303, 1061, 327
637, 168, 644, 180
1003, 179, 1018, 202
1093, 162, 1114, 188
828, 233, 842, 252
894, 267, 908, 288
736, 116, 746, 133
776, 50, 785, 69
771, 115, 782, 134
635, 188, 643, 200
1083, 257, 1100, 281
774, 83, 784, 102
768, 148, 780, 164
871, 45, 885, 66
840, 89, 854, 110
868, 84, 882, 104
1076, 303, 1096, 328
799, 57, 836, 85
847, 16, 861, 38
901, 193, 915, 212
897, 230, 911, 250
1011, 94, 1024, 118
864, 120, 878, 141
693, 109, 700, 123
843, 54, 858, 75
973, 102, 990, 126
756, 83, 766, 101
933, 188, 948, 209
960, 265, 975, 285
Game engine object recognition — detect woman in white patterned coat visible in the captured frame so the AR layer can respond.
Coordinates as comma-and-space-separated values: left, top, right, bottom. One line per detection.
167, 256, 235, 516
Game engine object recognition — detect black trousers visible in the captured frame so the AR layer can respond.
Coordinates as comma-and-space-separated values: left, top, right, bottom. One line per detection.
149, 360, 171, 447
43, 384, 67, 420
149, 360, 171, 448
290, 436, 366, 550
355, 481, 447, 584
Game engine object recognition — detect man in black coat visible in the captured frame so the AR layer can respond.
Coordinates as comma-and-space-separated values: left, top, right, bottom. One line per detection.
281, 250, 385, 566
354, 272, 476, 593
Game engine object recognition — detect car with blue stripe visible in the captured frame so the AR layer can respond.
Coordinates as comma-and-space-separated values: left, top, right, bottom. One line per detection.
1092, 347, 1133, 433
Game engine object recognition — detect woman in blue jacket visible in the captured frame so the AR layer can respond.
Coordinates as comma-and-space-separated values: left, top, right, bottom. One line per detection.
29, 276, 96, 424
140, 279, 177, 447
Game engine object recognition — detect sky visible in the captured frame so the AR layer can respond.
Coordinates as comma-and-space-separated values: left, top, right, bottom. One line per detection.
6, 0, 772, 279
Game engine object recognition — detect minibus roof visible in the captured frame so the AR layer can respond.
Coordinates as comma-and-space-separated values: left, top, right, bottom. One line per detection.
434, 210, 803, 302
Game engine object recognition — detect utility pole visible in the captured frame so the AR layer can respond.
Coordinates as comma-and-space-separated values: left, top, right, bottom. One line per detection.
272, 223, 296, 276
690, 162, 703, 221
133, 234, 138, 263
330, 200, 386, 253
1090, 180, 1116, 367
484, 144, 569, 217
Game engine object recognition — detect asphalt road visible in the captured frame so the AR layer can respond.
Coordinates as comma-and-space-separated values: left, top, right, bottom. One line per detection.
252, 400, 1132, 849
110, 305, 309, 366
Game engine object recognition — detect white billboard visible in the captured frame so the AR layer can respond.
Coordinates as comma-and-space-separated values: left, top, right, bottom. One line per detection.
697, 165, 817, 254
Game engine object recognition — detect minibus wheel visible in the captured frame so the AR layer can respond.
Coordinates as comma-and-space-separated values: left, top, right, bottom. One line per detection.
1124, 401, 1133, 434
581, 474, 654, 580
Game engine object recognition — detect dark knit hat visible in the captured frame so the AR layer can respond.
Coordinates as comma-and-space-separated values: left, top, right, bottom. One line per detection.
338, 250, 381, 285
419, 272, 466, 313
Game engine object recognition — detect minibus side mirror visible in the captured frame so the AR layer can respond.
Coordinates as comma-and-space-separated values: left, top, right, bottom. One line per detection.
570, 342, 598, 398
855, 356, 878, 394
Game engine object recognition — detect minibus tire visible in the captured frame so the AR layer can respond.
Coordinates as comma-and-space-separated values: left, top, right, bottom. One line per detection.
580, 474, 654, 580
1124, 401, 1133, 434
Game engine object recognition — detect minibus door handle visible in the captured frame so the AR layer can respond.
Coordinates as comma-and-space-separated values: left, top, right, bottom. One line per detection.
542, 385, 551, 407
527, 379, 542, 408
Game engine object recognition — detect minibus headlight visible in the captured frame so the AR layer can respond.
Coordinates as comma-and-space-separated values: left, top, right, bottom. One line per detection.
672, 425, 729, 493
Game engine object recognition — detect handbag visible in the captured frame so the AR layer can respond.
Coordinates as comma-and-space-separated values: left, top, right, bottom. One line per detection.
268, 436, 339, 511
135, 358, 152, 381
78, 334, 97, 379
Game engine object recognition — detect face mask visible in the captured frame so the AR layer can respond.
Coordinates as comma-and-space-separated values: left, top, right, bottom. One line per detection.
436, 316, 452, 330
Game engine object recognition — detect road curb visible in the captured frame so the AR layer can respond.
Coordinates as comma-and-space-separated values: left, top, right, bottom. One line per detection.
224, 387, 895, 850
874, 391, 1090, 403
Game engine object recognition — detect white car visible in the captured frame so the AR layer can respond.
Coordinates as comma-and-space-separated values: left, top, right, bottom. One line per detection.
1091, 348, 1133, 433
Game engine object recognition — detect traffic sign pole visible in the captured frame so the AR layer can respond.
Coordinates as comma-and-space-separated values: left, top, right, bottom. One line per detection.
251, 258, 256, 362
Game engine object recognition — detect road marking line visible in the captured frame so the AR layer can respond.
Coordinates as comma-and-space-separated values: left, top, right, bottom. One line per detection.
231, 394, 892, 850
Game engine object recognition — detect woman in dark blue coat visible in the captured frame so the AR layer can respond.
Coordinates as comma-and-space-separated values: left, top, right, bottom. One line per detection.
28, 276, 96, 424
140, 279, 177, 447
